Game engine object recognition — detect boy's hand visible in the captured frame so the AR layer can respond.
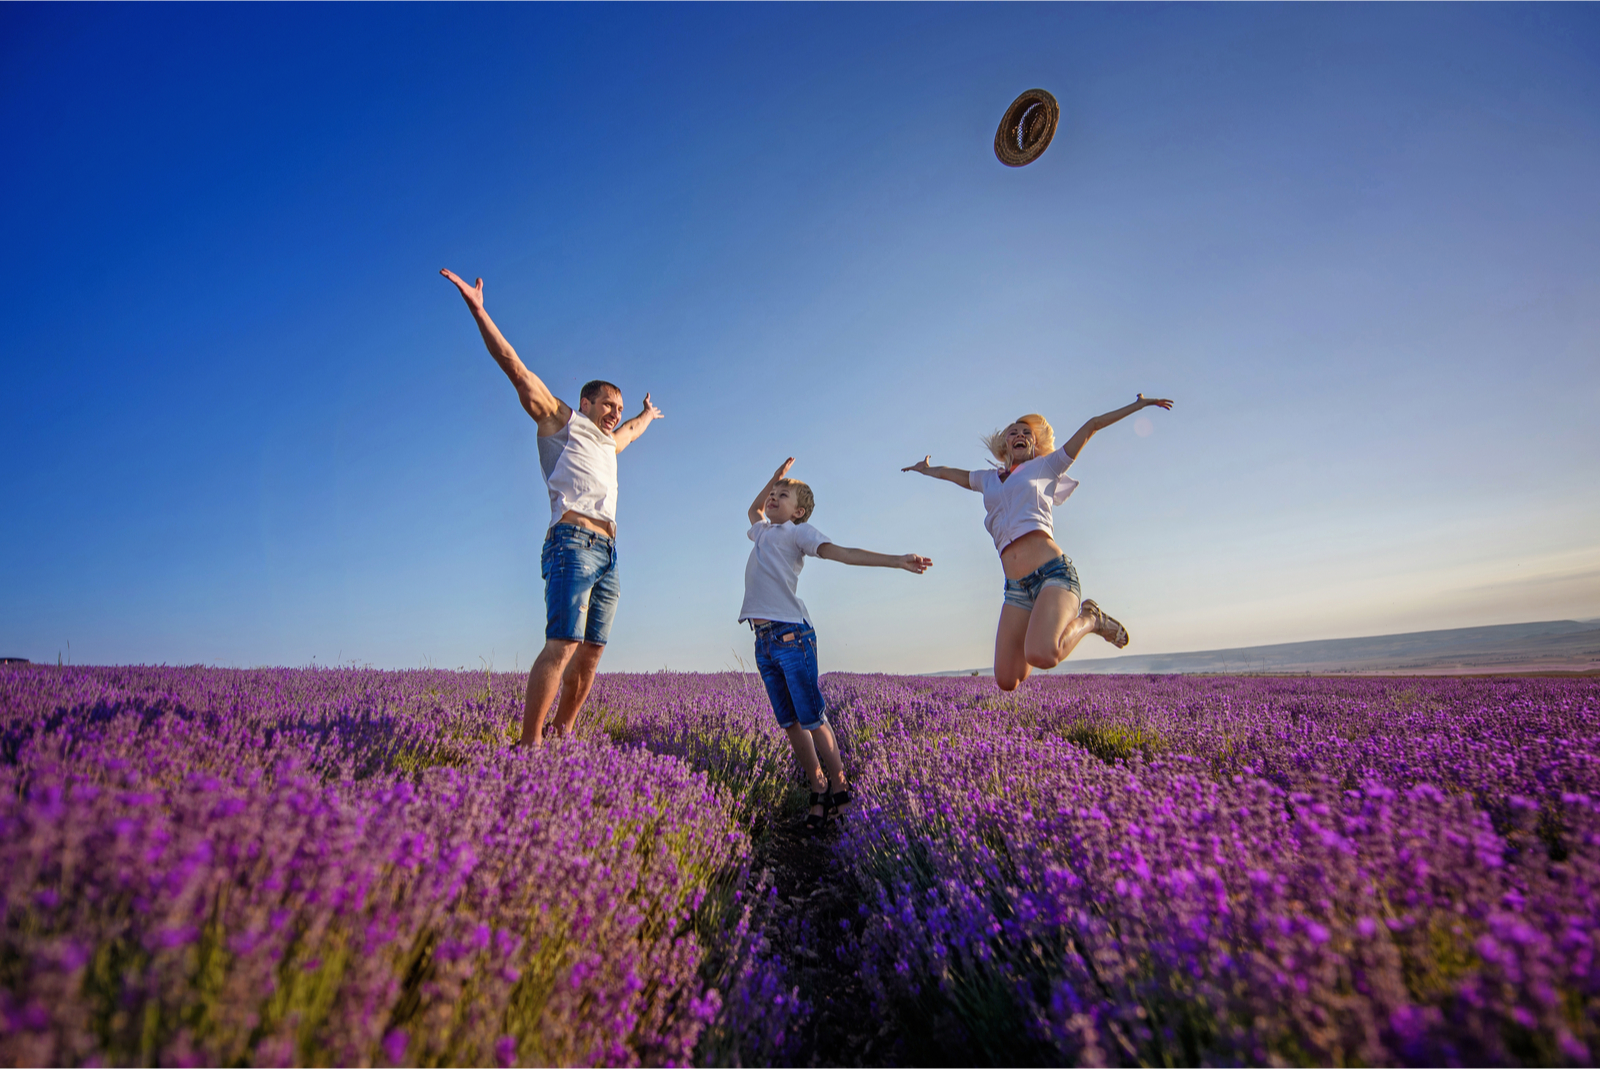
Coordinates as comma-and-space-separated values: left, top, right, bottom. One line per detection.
897, 554, 933, 574
1136, 393, 1175, 410
750, 457, 796, 525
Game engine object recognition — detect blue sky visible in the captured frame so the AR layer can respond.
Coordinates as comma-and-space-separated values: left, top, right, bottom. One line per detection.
3, 3, 1597, 673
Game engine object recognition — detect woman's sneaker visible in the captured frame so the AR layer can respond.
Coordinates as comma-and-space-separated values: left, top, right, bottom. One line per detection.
1081, 600, 1130, 649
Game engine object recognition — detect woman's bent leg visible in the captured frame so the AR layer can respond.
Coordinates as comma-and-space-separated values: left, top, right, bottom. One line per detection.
994, 604, 1034, 690
1023, 587, 1098, 669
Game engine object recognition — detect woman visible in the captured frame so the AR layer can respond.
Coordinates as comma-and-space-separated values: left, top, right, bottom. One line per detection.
903, 393, 1173, 690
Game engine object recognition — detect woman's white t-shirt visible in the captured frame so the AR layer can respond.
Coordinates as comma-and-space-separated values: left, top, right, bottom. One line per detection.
537, 410, 619, 529
969, 448, 1080, 554
738, 519, 832, 624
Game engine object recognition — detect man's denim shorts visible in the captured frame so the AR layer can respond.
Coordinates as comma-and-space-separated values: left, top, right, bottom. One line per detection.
541, 523, 619, 645
753, 621, 827, 731
1003, 553, 1081, 611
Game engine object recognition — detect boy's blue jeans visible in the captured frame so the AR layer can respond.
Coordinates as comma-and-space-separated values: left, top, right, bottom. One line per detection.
753, 621, 827, 731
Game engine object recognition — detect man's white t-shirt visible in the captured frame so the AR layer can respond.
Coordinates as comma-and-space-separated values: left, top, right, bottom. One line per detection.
738, 519, 831, 624
537, 410, 619, 530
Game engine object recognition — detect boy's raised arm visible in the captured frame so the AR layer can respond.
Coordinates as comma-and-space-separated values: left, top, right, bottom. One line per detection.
817, 544, 932, 573
901, 456, 976, 489
748, 457, 794, 525
441, 269, 570, 435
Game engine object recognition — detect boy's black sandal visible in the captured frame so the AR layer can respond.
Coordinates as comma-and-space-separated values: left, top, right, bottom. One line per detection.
827, 787, 853, 818
803, 791, 829, 833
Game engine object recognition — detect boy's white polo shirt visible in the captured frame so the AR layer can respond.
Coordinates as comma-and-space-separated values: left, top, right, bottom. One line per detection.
738, 519, 831, 625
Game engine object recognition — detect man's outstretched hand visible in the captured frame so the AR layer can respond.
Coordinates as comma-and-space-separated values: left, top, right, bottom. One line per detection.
897, 554, 933, 574
441, 269, 485, 311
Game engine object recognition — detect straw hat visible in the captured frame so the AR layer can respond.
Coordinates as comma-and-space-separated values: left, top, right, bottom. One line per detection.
994, 89, 1059, 167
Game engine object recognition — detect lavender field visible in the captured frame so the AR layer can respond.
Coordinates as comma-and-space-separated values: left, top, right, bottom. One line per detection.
2, 665, 1596, 1066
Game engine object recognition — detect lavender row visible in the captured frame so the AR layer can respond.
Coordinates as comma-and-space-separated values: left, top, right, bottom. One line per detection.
822, 674, 1599, 1066
553, 671, 1600, 1064
0, 665, 800, 1066
8, 665, 1597, 1065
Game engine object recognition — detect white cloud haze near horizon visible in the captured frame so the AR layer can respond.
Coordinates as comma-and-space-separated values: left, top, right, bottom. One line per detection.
1, 5, 1597, 673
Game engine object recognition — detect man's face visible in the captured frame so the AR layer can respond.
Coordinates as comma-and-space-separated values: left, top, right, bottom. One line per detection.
579, 387, 624, 434
763, 485, 807, 525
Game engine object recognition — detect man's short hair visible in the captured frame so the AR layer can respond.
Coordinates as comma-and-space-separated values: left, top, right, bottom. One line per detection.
777, 478, 815, 522
580, 380, 621, 405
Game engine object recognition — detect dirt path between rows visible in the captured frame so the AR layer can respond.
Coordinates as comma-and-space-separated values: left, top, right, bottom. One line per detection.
756, 817, 898, 1066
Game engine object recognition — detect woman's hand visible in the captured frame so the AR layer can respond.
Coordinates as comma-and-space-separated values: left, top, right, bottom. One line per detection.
1066, 394, 1174, 458
902, 456, 975, 489
896, 553, 933, 574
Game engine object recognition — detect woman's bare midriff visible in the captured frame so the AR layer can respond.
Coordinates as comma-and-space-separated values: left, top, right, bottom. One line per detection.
559, 510, 615, 539
999, 529, 1063, 581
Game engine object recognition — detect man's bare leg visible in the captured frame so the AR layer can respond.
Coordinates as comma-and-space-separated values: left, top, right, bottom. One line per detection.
548, 642, 605, 738
520, 639, 579, 745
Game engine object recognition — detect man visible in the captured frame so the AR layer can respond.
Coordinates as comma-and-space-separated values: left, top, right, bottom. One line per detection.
442, 269, 662, 745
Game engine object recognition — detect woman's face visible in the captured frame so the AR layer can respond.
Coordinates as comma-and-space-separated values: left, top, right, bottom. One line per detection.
1003, 422, 1037, 464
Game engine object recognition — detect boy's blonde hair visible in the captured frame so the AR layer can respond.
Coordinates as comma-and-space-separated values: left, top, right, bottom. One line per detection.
983, 413, 1055, 463
777, 477, 815, 522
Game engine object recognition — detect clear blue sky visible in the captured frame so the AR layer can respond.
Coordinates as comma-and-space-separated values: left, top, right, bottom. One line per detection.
3, 4, 1597, 673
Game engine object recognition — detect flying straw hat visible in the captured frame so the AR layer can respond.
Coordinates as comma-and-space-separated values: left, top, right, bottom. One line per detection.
994, 88, 1059, 167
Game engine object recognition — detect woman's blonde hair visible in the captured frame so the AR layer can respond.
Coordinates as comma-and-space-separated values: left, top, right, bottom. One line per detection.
983, 413, 1055, 464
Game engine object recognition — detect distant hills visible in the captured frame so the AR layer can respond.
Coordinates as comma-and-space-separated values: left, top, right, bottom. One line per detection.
935, 619, 1600, 676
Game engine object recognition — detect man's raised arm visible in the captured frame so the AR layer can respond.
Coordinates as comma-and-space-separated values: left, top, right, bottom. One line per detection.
441, 269, 570, 435
611, 394, 663, 453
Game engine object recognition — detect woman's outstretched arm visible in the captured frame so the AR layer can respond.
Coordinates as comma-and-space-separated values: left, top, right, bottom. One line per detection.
1061, 394, 1174, 459
902, 456, 976, 489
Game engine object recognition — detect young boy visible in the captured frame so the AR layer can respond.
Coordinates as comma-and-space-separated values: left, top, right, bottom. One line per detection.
740, 458, 932, 832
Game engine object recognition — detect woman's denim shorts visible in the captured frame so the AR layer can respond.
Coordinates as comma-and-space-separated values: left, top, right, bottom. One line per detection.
1003, 554, 1081, 611
540, 523, 619, 645
752, 621, 827, 731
